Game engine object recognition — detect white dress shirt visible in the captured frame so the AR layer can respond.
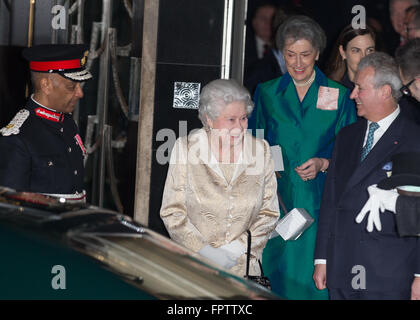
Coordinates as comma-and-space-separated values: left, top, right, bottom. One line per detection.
255, 35, 268, 59
361, 106, 400, 150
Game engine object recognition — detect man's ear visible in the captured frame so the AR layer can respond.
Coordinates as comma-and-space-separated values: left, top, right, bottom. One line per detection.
39, 76, 52, 95
380, 84, 393, 100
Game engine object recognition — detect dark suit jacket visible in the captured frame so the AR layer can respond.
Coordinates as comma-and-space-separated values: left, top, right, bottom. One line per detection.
244, 49, 283, 96
399, 96, 420, 125
315, 112, 420, 293
244, 31, 259, 72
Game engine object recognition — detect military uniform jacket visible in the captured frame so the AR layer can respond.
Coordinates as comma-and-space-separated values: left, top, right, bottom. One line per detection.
0, 97, 85, 195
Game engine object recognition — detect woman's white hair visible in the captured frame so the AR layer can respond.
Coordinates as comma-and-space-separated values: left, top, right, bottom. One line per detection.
198, 79, 254, 130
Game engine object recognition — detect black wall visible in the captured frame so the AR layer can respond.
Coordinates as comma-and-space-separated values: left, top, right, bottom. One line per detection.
148, 0, 226, 236
0, 46, 28, 128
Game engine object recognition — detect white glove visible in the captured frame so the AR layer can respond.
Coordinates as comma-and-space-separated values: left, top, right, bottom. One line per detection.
355, 184, 399, 232
219, 240, 246, 261
198, 244, 237, 269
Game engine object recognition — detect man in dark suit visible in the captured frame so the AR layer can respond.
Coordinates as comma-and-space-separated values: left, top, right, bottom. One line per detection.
0, 44, 91, 202
244, 5, 291, 95
244, 2, 276, 72
313, 52, 420, 300
354, 40, 420, 238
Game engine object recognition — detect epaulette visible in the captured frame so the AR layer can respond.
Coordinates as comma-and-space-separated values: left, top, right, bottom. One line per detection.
0, 109, 30, 136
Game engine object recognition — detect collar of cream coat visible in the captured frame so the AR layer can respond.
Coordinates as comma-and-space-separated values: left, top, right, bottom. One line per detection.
188, 128, 260, 185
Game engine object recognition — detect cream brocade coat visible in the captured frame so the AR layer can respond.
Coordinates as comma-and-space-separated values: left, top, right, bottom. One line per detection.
160, 128, 280, 276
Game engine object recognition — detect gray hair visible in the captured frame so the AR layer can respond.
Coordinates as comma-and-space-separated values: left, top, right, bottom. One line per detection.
275, 15, 327, 54
198, 79, 254, 130
357, 52, 402, 100
396, 38, 420, 80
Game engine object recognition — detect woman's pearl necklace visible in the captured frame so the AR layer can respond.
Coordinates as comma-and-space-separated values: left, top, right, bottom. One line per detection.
292, 70, 316, 87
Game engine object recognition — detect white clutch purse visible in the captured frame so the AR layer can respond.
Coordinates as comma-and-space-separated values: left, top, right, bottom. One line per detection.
271, 208, 314, 241
270, 172, 314, 241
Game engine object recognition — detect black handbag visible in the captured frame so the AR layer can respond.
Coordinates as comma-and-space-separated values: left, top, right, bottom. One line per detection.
244, 230, 272, 290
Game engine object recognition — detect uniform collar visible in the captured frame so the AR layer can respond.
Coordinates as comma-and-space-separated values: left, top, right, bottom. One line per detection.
29, 95, 64, 123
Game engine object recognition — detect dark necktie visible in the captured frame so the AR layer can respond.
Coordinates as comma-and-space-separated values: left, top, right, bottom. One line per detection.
263, 44, 269, 57
361, 122, 379, 161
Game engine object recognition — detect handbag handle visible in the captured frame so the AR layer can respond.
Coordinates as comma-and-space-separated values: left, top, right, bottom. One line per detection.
245, 230, 265, 277
275, 172, 289, 215
246, 230, 251, 277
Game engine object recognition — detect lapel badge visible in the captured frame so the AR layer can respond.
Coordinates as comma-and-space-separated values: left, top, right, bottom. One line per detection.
382, 162, 392, 171
382, 161, 392, 177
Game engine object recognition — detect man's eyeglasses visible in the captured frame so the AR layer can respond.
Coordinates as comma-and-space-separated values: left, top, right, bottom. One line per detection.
400, 79, 416, 97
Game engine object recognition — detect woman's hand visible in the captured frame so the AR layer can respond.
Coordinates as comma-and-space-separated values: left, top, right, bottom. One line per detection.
295, 158, 329, 181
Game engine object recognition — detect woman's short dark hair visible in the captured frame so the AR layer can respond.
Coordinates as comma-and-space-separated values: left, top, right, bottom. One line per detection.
275, 15, 327, 54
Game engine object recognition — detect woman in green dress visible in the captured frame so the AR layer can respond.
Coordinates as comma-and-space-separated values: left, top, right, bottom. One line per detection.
249, 15, 357, 300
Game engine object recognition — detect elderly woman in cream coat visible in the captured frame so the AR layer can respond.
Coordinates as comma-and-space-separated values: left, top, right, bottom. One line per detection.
160, 79, 279, 277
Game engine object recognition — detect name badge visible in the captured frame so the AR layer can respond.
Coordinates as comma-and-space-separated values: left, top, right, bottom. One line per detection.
316, 86, 339, 110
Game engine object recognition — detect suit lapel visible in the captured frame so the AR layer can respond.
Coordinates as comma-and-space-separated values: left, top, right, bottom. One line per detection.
344, 115, 404, 191
334, 120, 366, 198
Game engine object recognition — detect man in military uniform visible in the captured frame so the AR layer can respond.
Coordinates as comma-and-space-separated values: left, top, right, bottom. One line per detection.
0, 44, 92, 202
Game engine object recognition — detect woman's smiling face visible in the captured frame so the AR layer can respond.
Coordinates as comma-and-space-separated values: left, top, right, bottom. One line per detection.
283, 38, 319, 85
